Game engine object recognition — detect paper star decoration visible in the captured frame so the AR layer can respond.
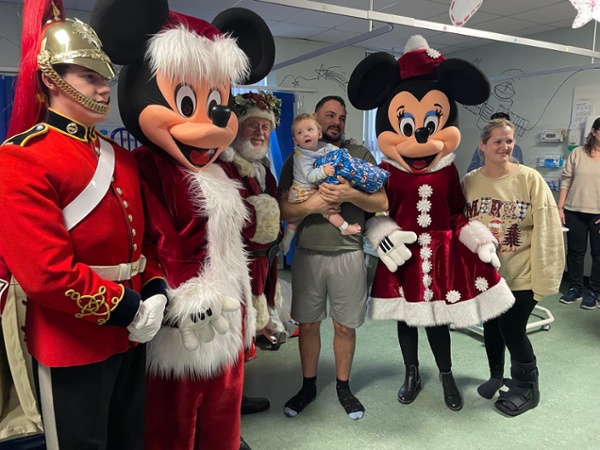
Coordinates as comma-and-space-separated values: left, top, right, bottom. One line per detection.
569, 0, 600, 28
449, 0, 483, 26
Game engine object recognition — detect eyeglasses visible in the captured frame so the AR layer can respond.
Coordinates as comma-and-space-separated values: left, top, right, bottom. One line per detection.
247, 122, 272, 134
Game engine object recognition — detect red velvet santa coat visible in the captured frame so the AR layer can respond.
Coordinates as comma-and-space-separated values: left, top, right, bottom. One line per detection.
218, 148, 282, 330
368, 155, 514, 328
0, 111, 165, 367
134, 147, 255, 378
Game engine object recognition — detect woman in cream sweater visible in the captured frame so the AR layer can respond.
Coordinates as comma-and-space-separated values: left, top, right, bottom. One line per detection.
461, 119, 564, 416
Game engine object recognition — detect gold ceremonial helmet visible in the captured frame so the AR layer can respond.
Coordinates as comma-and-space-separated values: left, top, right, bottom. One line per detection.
37, 18, 114, 114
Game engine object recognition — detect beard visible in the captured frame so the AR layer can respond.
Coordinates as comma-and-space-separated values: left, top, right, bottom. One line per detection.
233, 138, 269, 162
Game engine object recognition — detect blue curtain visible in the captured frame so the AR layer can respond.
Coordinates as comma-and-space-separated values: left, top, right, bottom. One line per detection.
272, 91, 294, 179
0, 75, 17, 142
272, 91, 296, 265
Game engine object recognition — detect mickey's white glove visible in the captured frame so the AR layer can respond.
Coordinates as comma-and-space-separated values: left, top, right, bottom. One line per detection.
127, 294, 167, 343
179, 296, 241, 351
377, 229, 418, 272
477, 242, 501, 269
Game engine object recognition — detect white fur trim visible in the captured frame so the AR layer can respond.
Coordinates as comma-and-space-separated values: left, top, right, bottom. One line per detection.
365, 216, 401, 249
381, 153, 455, 174
404, 35, 429, 53
148, 26, 249, 85
253, 293, 269, 330
458, 220, 498, 253
246, 194, 280, 244
368, 278, 515, 328
219, 146, 235, 162
146, 165, 253, 379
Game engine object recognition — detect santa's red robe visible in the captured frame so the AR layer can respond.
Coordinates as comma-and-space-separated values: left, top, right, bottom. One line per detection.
135, 147, 255, 450
218, 148, 282, 329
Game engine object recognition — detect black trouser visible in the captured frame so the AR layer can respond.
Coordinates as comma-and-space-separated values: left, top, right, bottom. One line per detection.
565, 209, 600, 293
33, 345, 146, 450
397, 322, 452, 372
482, 290, 536, 372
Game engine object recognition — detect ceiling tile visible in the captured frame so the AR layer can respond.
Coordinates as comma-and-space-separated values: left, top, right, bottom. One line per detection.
268, 22, 329, 39
285, 10, 358, 28
512, 24, 558, 38
514, 2, 577, 24
310, 28, 363, 43
477, 0, 564, 16
235, 0, 298, 21
376, 0, 449, 20
426, 10, 502, 27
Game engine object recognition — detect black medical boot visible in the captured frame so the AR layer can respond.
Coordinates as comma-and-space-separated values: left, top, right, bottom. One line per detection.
397, 365, 421, 404
494, 359, 539, 417
440, 371, 463, 411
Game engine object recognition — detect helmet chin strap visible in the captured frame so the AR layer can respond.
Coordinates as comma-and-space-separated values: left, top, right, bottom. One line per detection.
39, 62, 110, 115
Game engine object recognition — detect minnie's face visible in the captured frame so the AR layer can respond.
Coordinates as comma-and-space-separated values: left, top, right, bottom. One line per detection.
377, 89, 460, 173
138, 74, 237, 172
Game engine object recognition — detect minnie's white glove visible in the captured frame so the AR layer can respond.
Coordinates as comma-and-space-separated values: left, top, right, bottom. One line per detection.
179, 296, 241, 351
127, 294, 167, 343
376, 229, 418, 272
477, 242, 501, 269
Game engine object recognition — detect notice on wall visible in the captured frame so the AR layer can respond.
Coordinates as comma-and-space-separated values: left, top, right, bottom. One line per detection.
570, 101, 594, 129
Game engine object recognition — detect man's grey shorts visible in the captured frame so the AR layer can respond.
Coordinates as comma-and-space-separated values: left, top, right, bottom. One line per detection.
291, 248, 367, 329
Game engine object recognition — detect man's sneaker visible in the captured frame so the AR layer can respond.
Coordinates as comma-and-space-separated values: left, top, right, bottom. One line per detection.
581, 290, 598, 310
559, 288, 582, 304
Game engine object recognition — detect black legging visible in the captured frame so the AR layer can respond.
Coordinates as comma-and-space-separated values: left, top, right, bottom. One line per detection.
482, 290, 537, 373
397, 321, 452, 372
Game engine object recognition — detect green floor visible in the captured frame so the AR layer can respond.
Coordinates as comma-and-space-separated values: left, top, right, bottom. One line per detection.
242, 275, 600, 450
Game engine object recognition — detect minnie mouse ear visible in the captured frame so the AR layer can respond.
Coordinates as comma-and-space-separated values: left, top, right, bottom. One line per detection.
348, 52, 399, 110
212, 8, 275, 85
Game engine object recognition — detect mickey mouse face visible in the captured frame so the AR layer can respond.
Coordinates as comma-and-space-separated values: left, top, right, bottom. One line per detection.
377, 89, 460, 173
139, 76, 237, 172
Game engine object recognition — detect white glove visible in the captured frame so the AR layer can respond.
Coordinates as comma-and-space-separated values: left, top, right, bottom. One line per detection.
179, 295, 241, 351
477, 242, 501, 269
376, 229, 418, 272
127, 294, 167, 343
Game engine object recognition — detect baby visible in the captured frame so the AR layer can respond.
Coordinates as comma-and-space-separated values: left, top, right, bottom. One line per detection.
281, 114, 361, 254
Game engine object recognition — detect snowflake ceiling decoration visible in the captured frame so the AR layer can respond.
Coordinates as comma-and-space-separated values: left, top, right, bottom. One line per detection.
449, 0, 484, 27
569, 0, 600, 28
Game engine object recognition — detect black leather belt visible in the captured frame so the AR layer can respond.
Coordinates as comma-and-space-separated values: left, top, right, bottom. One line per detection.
249, 243, 280, 260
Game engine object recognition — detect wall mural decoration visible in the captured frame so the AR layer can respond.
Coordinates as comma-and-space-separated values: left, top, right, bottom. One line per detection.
277, 63, 348, 92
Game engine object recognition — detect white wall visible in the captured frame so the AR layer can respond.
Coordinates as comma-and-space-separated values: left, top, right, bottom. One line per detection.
446, 26, 599, 178
270, 37, 366, 142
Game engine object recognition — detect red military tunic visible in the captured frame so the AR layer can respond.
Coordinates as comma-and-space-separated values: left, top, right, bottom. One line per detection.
0, 110, 164, 367
369, 158, 514, 328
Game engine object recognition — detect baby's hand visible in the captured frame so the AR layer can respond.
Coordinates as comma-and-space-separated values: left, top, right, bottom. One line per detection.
323, 163, 335, 176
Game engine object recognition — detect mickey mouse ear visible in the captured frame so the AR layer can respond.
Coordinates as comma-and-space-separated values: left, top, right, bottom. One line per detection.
212, 8, 275, 85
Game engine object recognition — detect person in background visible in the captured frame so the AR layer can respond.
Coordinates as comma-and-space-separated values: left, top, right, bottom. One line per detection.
467, 112, 524, 172
277, 96, 388, 420
0, 1, 166, 447
218, 91, 285, 443
462, 118, 564, 416
557, 117, 600, 310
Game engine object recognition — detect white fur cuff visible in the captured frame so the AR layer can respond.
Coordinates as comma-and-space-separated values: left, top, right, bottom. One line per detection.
458, 221, 498, 253
253, 294, 270, 330
246, 194, 280, 244
365, 216, 401, 249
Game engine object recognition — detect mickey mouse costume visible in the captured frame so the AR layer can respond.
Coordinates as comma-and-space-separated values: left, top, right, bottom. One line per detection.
348, 36, 515, 410
91, 1, 275, 448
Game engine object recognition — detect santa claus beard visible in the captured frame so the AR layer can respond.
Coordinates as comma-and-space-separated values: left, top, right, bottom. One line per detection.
233, 138, 269, 162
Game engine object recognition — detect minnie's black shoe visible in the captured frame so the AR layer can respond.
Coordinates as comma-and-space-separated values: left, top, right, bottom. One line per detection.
397, 365, 421, 404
